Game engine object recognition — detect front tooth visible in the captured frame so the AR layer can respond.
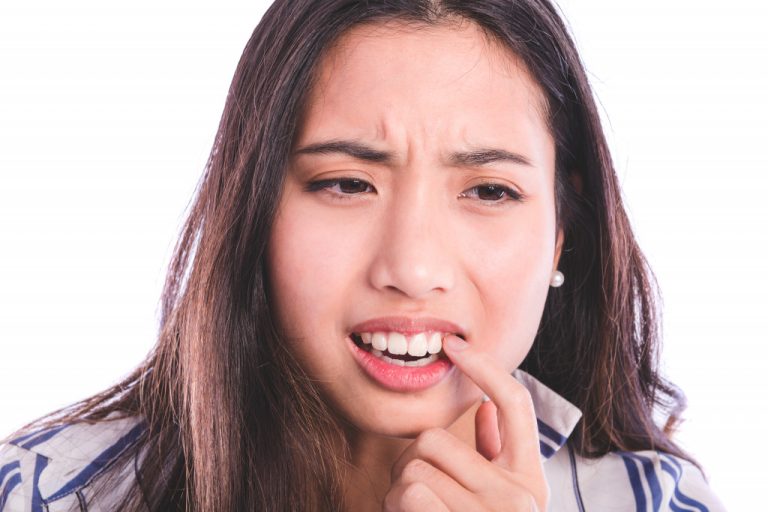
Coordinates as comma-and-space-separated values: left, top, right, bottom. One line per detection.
371, 332, 388, 351
361, 332, 372, 344
387, 332, 408, 355
407, 333, 428, 357
427, 332, 442, 354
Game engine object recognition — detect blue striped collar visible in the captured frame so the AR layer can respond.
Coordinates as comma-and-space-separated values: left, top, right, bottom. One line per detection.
8, 415, 146, 503
512, 369, 583, 461
8, 369, 581, 495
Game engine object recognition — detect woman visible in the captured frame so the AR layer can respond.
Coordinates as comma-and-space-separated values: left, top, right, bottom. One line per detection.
0, 0, 725, 510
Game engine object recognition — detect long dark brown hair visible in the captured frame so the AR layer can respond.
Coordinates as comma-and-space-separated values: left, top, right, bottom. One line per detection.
5, 0, 692, 510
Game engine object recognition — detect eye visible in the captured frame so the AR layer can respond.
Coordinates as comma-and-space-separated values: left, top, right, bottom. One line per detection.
305, 178, 521, 204
305, 178, 376, 198
460, 183, 523, 203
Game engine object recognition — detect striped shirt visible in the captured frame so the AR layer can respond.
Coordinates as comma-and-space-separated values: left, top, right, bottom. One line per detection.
0, 370, 726, 511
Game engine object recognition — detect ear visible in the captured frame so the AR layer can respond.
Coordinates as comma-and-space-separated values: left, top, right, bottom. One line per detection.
553, 227, 564, 271
569, 170, 583, 194
552, 169, 580, 270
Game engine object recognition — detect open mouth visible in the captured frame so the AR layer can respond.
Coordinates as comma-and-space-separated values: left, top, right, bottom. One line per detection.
347, 330, 462, 391
349, 332, 460, 367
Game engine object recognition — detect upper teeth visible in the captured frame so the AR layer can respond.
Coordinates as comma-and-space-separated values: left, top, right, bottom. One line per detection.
358, 332, 444, 357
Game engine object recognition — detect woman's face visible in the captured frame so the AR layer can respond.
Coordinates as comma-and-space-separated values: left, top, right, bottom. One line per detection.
267, 21, 561, 437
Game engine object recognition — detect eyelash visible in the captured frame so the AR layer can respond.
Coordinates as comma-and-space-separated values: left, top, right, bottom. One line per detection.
305, 178, 524, 204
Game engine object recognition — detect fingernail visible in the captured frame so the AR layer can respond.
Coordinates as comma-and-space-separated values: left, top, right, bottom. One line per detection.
481, 394, 490, 403
444, 335, 468, 351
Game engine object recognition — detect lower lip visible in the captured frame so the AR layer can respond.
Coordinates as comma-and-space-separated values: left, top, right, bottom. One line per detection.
347, 335, 454, 392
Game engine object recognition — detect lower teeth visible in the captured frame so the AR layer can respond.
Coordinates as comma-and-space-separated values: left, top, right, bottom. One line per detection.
371, 349, 438, 367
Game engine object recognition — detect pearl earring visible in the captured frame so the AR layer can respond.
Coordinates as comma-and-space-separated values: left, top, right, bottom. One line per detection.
550, 270, 564, 288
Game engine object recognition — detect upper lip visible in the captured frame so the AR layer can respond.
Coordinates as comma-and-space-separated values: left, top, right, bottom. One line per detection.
349, 316, 466, 337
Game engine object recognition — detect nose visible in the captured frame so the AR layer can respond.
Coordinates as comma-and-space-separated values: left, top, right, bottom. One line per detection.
367, 178, 456, 300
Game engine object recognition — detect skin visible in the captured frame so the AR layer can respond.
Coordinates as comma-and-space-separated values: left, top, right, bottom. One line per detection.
267, 20, 561, 511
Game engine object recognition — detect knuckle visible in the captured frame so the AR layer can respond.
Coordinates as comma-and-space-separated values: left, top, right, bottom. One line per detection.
400, 482, 433, 507
382, 482, 432, 511
401, 458, 432, 482
509, 382, 533, 404
416, 427, 445, 449
502, 383, 534, 411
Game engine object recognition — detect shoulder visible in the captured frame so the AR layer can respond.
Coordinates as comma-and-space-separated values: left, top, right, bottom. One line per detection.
563, 448, 727, 511
0, 414, 146, 511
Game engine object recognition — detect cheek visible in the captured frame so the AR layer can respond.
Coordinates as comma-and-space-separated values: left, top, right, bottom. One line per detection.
466, 211, 555, 369
266, 199, 366, 360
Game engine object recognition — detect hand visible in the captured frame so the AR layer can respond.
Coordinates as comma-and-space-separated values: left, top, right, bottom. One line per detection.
383, 335, 549, 511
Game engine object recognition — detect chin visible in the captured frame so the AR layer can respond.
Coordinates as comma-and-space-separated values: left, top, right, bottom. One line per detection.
338, 389, 478, 439
361, 416, 444, 439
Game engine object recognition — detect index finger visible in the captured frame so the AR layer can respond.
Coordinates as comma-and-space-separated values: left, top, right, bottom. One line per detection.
442, 334, 541, 473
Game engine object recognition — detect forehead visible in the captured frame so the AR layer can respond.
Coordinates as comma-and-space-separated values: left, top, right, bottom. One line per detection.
297, 19, 551, 154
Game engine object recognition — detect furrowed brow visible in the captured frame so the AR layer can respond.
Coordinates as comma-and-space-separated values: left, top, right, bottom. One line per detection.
449, 148, 533, 168
293, 140, 533, 169
293, 140, 393, 164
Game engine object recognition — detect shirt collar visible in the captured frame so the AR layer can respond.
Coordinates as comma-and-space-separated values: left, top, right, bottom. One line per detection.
14, 371, 581, 490
512, 369, 583, 461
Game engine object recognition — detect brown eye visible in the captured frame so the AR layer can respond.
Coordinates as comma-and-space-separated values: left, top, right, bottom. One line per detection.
476, 184, 507, 201
336, 179, 371, 194
305, 178, 376, 198
461, 183, 522, 203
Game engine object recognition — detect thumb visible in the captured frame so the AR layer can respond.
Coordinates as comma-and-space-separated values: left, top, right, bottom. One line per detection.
475, 398, 502, 461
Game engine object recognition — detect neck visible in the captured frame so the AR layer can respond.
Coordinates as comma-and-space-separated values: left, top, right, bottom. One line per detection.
341, 400, 481, 512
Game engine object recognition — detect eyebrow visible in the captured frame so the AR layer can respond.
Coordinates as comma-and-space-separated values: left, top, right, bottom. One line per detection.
293, 139, 533, 168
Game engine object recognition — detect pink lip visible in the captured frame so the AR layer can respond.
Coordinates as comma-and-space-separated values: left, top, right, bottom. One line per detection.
349, 316, 465, 336
346, 335, 455, 392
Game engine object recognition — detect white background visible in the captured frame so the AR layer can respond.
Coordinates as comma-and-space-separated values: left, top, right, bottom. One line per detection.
1, 1, 766, 509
